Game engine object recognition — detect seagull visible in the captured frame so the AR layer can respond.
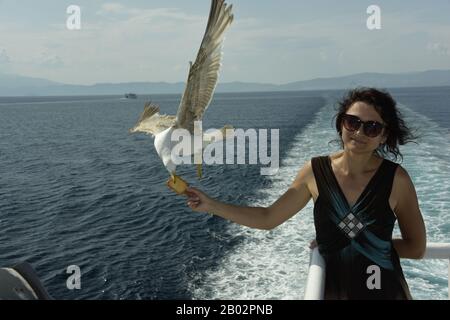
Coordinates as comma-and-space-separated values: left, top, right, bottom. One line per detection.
129, 0, 234, 195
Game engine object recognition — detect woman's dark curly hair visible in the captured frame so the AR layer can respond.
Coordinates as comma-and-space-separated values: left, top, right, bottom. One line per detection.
334, 87, 417, 162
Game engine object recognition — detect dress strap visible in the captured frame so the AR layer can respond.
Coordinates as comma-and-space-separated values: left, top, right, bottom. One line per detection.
311, 156, 349, 216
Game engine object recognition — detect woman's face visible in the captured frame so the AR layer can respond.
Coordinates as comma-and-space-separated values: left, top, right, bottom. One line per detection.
341, 101, 387, 154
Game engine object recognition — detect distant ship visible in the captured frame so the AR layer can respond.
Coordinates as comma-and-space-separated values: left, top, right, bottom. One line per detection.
124, 93, 138, 99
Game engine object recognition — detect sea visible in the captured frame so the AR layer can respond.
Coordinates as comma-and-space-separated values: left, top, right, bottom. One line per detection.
0, 87, 449, 300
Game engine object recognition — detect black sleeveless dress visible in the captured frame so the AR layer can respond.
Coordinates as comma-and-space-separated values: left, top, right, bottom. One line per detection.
311, 155, 412, 300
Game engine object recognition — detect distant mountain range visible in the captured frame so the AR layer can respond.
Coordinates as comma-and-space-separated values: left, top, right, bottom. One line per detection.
1, 70, 450, 96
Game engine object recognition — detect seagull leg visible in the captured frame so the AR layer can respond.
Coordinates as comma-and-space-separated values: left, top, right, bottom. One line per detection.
196, 163, 202, 179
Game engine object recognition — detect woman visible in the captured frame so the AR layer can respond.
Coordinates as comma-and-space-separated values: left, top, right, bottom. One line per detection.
185, 88, 426, 300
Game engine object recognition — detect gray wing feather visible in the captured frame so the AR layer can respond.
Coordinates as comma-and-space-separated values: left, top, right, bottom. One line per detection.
175, 0, 234, 134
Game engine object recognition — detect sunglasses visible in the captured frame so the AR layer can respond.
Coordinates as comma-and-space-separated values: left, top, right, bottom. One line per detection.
341, 114, 386, 138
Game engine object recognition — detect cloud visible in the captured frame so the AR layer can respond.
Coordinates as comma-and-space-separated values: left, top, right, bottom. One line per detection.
2, 1, 449, 85
0, 2, 210, 84
96, 3, 201, 23
126, 8, 201, 23
0, 49, 11, 72
99, 3, 126, 14
427, 42, 450, 56
41, 55, 64, 68
0, 49, 10, 64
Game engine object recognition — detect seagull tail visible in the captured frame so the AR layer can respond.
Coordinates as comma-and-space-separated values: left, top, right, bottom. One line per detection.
129, 102, 160, 133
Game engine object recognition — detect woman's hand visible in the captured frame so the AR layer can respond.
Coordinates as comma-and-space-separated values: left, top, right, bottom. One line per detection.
185, 187, 215, 213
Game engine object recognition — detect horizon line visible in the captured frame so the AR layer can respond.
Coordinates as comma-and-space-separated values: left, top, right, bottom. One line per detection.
1, 68, 450, 87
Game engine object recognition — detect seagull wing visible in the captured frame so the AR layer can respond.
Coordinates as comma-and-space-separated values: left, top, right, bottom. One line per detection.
129, 102, 176, 136
175, 0, 234, 134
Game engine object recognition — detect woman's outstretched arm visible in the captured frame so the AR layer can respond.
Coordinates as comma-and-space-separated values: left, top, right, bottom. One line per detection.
185, 161, 314, 230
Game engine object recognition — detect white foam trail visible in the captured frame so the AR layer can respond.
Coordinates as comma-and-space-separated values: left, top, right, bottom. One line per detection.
190, 100, 450, 300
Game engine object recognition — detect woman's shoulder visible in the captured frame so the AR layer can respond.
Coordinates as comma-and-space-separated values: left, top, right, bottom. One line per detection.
299, 158, 314, 174
382, 157, 409, 178
391, 162, 416, 200
295, 158, 318, 182
303, 153, 339, 178
387, 162, 419, 213
392, 163, 413, 184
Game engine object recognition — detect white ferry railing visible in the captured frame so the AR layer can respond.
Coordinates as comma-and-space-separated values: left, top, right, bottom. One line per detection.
304, 247, 326, 300
303, 242, 450, 300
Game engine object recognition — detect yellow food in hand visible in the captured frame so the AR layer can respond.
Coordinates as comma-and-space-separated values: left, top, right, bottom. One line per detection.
167, 174, 189, 195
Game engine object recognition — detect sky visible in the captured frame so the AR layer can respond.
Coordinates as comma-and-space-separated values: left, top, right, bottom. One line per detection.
0, 0, 449, 85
